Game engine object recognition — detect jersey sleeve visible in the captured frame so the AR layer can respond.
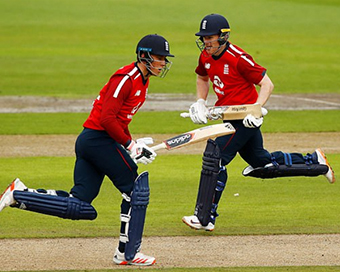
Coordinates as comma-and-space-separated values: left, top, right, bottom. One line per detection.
195, 54, 208, 76
237, 54, 266, 85
100, 75, 132, 146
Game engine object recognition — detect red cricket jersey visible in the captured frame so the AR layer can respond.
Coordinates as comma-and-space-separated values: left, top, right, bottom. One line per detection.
83, 62, 149, 146
195, 43, 266, 106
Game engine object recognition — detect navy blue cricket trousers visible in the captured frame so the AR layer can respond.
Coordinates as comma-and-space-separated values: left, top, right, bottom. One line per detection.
70, 128, 138, 203
215, 120, 306, 168
211, 120, 308, 209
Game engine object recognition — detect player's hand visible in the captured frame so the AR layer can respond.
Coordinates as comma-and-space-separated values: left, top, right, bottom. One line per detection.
189, 99, 208, 124
253, 102, 268, 117
136, 137, 154, 146
126, 139, 157, 165
243, 114, 263, 128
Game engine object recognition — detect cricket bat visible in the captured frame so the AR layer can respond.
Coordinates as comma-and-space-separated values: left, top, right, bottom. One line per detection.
180, 104, 264, 121
151, 123, 235, 151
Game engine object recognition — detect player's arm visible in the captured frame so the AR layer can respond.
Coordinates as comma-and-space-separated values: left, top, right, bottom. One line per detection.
244, 73, 273, 128
100, 76, 132, 146
238, 54, 272, 128
101, 76, 156, 165
196, 74, 210, 100
188, 57, 211, 124
238, 54, 274, 107
256, 73, 274, 107
188, 74, 210, 124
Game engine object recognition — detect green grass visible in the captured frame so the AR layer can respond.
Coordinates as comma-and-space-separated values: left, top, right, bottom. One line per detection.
0, 154, 339, 239
0, 110, 339, 135
0, 0, 340, 97
0, 110, 338, 238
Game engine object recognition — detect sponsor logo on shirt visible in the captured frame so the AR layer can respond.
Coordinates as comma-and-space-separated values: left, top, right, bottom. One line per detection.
214, 87, 225, 95
213, 76, 225, 95
213, 75, 224, 88
131, 102, 141, 114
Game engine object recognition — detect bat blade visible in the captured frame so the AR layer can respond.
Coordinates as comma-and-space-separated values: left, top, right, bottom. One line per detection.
219, 104, 262, 120
152, 123, 235, 151
180, 104, 263, 121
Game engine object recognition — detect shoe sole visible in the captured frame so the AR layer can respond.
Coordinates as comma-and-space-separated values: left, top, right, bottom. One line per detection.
316, 148, 335, 184
0, 180, 17, 211
114, 259, 156, 266
181, 218, 214, 232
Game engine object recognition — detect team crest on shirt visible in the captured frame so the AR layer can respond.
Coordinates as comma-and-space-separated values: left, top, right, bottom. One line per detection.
135, 90, 141, 96
205, 63, 211, 69
223, 64, 229, 74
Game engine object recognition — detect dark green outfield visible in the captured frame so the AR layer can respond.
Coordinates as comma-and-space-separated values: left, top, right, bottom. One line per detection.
1, 0, 339, 97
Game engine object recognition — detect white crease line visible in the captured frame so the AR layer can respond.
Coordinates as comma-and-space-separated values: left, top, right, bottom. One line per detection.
271, 94, 340, 107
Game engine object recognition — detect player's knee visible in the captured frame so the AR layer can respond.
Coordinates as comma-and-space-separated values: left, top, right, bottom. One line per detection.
202, 139, 221, 173
66, 197, 97, 220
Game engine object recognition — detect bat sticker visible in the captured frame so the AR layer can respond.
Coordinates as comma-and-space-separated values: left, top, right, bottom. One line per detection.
165, 133, 193, 148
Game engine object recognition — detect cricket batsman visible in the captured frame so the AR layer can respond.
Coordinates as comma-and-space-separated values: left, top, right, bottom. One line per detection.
0, 34, 174, 266
182, 14, 335, 231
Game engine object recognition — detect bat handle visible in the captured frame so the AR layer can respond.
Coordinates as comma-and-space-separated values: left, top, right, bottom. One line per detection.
151, 142, 167, 151
180, 112, 190, 118
180, 111, 212, 119
180, 110, 221, 120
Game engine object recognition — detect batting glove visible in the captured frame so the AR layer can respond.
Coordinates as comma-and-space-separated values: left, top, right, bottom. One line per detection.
189, 99, 208, 124
126, 139, 157, 165
243, 114, 263, 128
136, 137, 154, 146
261, 107, 268, 116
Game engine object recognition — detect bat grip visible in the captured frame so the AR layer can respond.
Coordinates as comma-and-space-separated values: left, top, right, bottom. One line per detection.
151, 143, 167, 151
180, 109, 222, 120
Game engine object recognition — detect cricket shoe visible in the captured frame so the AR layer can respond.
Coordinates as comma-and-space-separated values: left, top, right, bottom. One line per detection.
315, 148, 335, 183
0, 178, 27, 212
113, 248, 156, 266
182, 215, 214, 231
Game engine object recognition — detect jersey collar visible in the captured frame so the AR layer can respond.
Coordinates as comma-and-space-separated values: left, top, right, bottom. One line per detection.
212, 42, 230, 60
134, 62, 149, 85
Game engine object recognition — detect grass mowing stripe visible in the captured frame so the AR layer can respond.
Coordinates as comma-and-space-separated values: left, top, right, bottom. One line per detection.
0, 154, 339, 238
0, 0, 339, 96
0, 110, 339, 135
